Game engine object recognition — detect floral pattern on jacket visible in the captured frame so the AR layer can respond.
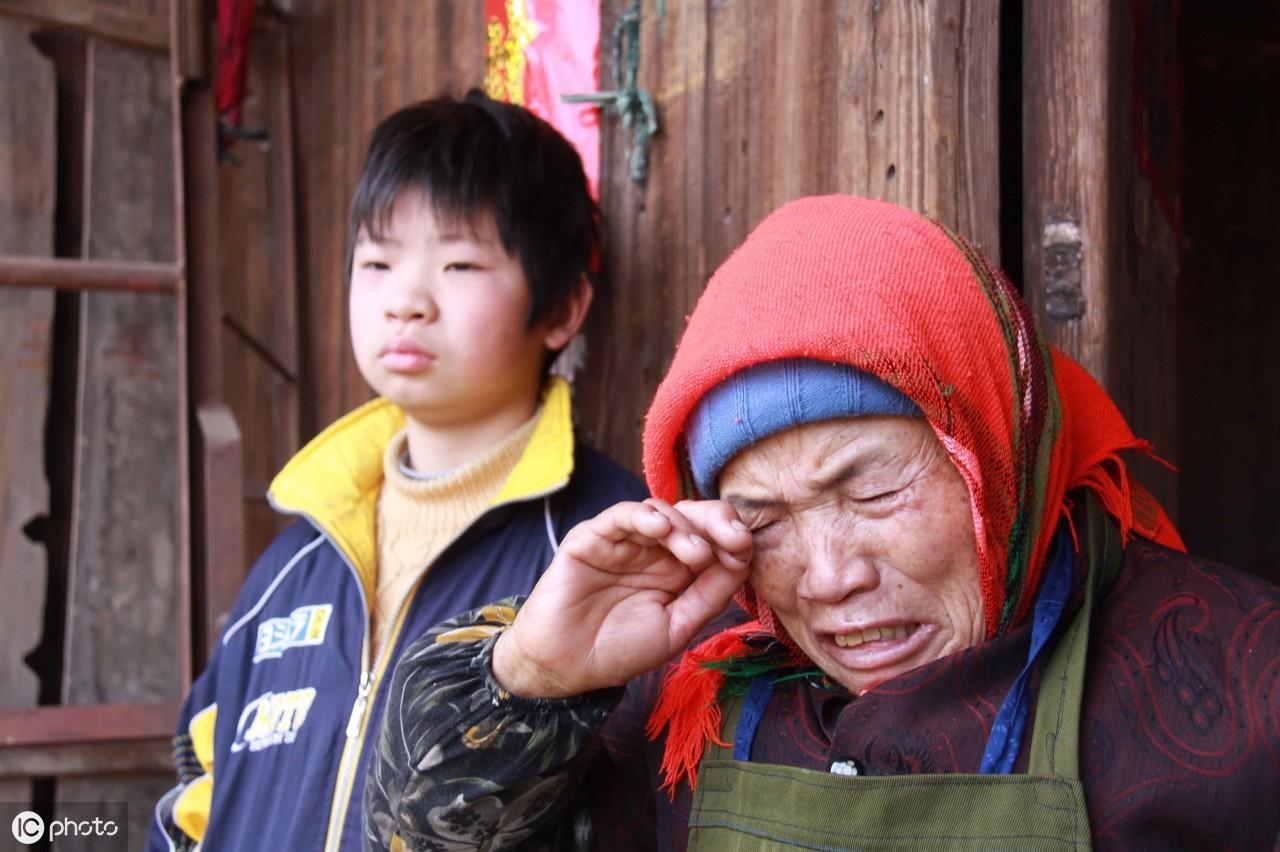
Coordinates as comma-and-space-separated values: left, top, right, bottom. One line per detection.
363, 598, 616, 852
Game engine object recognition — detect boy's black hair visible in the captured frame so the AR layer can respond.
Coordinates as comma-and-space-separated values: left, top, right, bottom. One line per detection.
348, 90, 599, 330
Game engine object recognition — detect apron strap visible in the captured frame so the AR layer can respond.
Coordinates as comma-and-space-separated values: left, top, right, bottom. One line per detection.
709, 684, 750, 762
1027, 493, 1123, 779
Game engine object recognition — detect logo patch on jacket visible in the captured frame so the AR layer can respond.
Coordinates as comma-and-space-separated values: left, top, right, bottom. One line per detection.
231, 688, 317, 753
253, 604, 333, 663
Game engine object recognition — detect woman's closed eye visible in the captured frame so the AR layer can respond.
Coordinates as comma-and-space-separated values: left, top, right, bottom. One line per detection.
749, 518, 786, 545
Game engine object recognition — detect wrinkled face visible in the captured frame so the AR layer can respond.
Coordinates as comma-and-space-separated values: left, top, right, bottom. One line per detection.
719, 416, 984, 695
348, 189, 550, 428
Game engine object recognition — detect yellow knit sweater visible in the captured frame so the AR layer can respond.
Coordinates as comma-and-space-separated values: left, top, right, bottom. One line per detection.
372, 413, 538, 655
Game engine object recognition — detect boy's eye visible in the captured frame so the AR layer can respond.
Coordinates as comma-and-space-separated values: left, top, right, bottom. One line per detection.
361, 260, 389, 271
444, 261, 481, 272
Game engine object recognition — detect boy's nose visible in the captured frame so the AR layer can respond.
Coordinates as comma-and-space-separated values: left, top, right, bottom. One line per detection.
384, 284, 438, 324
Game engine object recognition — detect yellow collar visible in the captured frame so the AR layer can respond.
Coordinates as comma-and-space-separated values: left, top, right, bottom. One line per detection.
268, 378, 576, 593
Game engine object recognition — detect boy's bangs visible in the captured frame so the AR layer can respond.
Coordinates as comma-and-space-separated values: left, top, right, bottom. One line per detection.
351, 170, 500, 249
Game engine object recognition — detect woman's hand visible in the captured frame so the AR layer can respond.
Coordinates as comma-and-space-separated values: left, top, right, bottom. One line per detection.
492, 499, 753, 698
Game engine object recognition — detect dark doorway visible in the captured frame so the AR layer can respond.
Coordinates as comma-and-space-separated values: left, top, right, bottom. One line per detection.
1178, 0, 1280, 583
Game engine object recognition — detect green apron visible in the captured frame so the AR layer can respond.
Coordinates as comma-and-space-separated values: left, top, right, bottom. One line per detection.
686, 501, 1120, 851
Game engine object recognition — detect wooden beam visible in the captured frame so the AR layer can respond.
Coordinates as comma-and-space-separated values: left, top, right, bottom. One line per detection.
0, 0, 167, 52
180, 87, 222, 409
64, 35, 182, 701
0, 256, 180, 293
0, 13, 54, 811
194, 404, 244, 667
177, 0, 236, 674
0, 741, 173, 779
1022, 0, 1112, 380
267, 20, 301, 387
217, 17, 301, 576
0, 702, 178, 748
1022, 0, 1180, 515
54, 32, 188, 841
170, 0, 207, 81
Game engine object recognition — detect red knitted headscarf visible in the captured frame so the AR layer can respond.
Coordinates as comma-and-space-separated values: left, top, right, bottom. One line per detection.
642, 196, 1183, 794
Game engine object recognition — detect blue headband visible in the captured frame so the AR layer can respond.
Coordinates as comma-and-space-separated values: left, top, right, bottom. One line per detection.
685, 359, 921, 497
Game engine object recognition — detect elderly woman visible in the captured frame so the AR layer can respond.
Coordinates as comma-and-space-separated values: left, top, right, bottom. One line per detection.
363, 197, 1280, 851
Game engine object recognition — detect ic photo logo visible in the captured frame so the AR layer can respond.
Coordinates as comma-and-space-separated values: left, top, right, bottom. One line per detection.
11, 811, 43, 844
9, 809, 121, 845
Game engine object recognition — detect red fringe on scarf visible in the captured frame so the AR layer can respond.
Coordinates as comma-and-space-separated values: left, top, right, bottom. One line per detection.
645, 622, 762, 797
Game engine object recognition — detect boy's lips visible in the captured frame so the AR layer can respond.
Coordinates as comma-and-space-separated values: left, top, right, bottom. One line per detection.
380, 339, 436, 372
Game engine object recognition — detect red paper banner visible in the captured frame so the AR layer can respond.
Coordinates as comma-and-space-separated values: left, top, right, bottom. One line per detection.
486, 0, 601, 197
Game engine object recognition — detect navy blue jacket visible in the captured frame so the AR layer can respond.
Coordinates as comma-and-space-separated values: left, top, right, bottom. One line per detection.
148, 381, 644, 851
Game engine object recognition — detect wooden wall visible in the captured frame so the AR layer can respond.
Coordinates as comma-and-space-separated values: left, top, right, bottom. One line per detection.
57, 36, 180, 836
217, 17, 304, 574
258, 0, 1000, 478
0, 2, 181, 841
287, 0, 487, 435
0, 15, 55, 814
576, 0, 1001, 470
1022, 0, 1181, 519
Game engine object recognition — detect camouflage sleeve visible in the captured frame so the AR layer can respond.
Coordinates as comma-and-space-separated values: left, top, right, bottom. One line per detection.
363, 596, 620, 852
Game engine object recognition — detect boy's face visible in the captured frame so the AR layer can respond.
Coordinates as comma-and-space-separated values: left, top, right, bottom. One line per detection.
349, 190, 560, 430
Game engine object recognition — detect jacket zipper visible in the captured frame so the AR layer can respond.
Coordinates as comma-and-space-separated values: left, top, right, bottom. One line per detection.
277, 480, 568, 851
345, 671, 372, 738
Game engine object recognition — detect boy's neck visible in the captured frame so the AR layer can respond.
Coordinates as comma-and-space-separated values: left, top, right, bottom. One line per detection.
402, 394, 540, 475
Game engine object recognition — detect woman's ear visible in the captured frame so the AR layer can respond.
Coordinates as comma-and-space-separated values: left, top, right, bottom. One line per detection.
544, 275, 594, 350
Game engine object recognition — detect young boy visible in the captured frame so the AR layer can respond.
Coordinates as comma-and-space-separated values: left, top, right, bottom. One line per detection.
148, 91, 644, 852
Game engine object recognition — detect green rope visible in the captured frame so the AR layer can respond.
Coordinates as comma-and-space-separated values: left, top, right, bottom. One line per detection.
702, 648, 832, 696
562, 0, 662, 185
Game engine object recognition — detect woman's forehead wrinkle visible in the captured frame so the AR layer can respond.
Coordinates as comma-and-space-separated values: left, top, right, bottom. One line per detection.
725, 424, 873, 508
720, 442, 792, 507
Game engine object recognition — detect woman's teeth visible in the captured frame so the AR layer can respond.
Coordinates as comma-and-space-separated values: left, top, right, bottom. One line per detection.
833, 623, 916, 648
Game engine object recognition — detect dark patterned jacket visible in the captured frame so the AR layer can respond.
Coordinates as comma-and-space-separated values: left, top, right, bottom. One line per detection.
365, 540, 1280, 852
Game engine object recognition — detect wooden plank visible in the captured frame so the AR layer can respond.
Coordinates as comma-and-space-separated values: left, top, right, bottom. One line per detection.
267, 19, 301, 385
64, 37, 181, 706
194, 404, 244, 664
0, 14, 55, 812
170, 0, 207, 80
0, 741, 173, 779
288, 0, 487, 435
59, 36, 181, 843
578, 0, 1002, 472
0, 256, 179, 293
216, 22, 300, 577
1022, 1, 1113, 386
0, 0, 167, 52
177, 49, 218, 411
0, 702, 178, 747
1023, 0, 1180, 516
